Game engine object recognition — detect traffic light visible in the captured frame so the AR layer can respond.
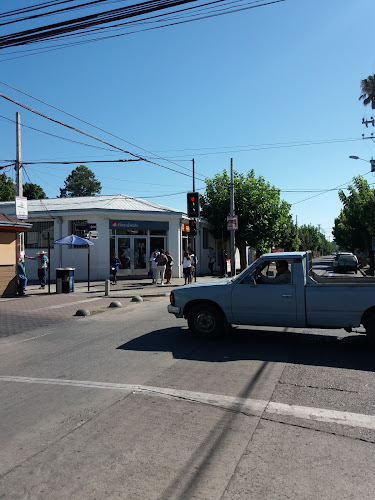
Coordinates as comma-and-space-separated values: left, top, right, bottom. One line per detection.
189, 219, 197, 236
187, 192, 200, 218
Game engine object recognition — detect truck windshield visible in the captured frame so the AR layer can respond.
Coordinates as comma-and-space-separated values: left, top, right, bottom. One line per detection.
231, 259, 260, 282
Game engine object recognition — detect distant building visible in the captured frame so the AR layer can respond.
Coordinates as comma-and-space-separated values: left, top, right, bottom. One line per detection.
0, 195, 216, 282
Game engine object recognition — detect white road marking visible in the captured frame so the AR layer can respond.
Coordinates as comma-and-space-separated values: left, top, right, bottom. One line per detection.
1, 375, 374, 430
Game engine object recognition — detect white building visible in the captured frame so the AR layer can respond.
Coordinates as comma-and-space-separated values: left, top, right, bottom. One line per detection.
0, 195, 216, 282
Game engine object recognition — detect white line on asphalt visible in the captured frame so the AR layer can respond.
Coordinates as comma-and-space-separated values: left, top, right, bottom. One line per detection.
30, 297, 102, 312
1, 375, 374, 430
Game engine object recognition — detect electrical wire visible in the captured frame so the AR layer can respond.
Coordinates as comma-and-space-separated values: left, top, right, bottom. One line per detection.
0, 91, 206, 182
0, 0, 287, 61
0, 80, 206, 179
291, 171, 372, 206
0, 113, 119, 152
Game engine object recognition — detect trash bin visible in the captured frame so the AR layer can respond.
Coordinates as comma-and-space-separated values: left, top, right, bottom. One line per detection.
56, 268, 75, 293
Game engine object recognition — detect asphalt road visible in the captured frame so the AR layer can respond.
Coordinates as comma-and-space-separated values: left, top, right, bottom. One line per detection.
1, 288, 374, 499
313, 255, 363, 278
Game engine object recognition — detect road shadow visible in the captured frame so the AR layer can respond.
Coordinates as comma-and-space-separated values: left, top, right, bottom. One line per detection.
117, 326, 374, 372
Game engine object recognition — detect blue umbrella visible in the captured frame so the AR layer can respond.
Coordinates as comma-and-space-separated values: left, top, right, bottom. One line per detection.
53, 234, 93, 246
53, 234, 94, 291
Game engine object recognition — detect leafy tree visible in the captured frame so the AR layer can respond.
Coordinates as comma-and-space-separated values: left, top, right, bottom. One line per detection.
298, 224, 322, 252
23, 182, 46, 200
0, 173, 16, 201
333, 175, 375, 271
298, 224, 334, 254
279, 220, 300, 252
201, 169, 295, 269
59, 165, 101, 197
359, 74, 375, 109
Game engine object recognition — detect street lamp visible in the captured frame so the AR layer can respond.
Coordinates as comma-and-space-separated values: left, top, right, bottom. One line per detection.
349, 155, 375, 172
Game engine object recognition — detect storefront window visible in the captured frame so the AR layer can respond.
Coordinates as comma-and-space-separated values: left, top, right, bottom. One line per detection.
116, 229, 147, 235
150, 230, 167, 235
25, 220, 54, 248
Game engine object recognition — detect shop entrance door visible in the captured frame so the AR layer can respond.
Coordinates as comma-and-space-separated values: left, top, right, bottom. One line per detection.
117, 236, 147, 276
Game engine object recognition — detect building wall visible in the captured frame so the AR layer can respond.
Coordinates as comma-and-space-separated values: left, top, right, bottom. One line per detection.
0, 232, 17, 296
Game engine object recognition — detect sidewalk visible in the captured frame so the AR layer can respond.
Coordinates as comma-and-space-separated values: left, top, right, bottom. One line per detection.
6, 275, 218, 300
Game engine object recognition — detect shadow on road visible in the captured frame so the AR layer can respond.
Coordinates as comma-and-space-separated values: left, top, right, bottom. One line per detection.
117, 326, 374, 372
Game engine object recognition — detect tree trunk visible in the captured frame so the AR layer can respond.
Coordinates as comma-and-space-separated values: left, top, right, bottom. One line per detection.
236, 241, 248, 271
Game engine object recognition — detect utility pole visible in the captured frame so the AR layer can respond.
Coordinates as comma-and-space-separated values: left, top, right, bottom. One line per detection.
230, 158, 235, 277
192, 158, 197, 282
15, 112, 22, 197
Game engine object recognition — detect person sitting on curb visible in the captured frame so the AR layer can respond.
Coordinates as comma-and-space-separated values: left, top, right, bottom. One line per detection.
25, 250, 48, 289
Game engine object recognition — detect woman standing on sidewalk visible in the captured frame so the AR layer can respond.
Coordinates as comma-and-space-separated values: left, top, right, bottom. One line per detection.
155, 249, 168, 286
182, 251, 191, 285
165, 251, 173, 284
149, 252, 158, 285
110, 253, 121, 284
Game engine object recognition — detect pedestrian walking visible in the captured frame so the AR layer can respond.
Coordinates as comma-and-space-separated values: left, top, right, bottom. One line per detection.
182, 251, 192, 285
110, 253, 121, 284
188, 247, 198, 283
208, 247, 216, 275
165, 251, 174, 284
155, 249, 168, 286
149, 251, 158, 284
16, 256, 27, 295
25, 250, 48, 289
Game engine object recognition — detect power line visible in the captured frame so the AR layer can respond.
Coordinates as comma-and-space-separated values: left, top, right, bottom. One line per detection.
0, 80, 206, 179
291, 171, 372, 206
0, 0, 287, 61
0, 113, 119, 152
0, 91, 206, 182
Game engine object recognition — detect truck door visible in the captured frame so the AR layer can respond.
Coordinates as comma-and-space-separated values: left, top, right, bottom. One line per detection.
231, 260, 297, 327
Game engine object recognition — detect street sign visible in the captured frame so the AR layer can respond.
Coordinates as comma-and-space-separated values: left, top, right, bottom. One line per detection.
15, 196, 28, 219
227, 215, 238, 231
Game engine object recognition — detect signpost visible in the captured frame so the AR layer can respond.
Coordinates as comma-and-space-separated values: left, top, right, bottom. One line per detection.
15, 196, 28, 219
227, 215, 238, 231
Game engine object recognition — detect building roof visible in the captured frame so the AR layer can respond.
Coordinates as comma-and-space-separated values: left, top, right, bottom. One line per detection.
0, 195, 185, 216
0, 213, 32, 232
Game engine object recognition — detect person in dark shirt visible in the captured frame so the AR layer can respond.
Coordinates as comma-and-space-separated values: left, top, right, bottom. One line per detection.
258, 260, 291, 284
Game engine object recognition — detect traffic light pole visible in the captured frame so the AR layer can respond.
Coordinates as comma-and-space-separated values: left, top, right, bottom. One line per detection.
230, 158, 236, 277
192, 158, 196, 281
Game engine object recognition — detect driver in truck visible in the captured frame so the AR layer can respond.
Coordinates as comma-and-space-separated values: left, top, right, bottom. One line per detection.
257, 259, 291, 284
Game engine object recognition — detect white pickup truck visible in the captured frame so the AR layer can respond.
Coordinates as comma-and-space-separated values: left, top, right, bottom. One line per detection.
168, 251, 375, 343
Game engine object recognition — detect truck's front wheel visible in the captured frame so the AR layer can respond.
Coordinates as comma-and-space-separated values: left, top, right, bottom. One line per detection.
187, 304, 224, 339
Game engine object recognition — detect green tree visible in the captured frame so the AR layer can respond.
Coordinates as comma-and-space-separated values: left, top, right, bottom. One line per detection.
332, 176, 375, 271
23, 182, 46, 200
279, 220, 300, 252
298, 224, 322, 252
201, 169, 295, 269
59, 165, 101, 197
359, 74, 375, 109
0, 173, 16, 201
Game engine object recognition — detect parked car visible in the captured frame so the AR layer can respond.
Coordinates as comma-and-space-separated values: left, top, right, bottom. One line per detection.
168, 251, 375, 343
333, 253, 358, 273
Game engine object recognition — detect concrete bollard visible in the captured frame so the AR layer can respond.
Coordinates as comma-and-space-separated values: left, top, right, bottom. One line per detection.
131, 295, 143, 302
105, 279, 110, 296
75, 309, 90, 317
109, 301, 122, 308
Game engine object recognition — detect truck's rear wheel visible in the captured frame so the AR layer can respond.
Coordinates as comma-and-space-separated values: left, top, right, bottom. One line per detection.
363, 312, 375, 346
187, 304, 224, 339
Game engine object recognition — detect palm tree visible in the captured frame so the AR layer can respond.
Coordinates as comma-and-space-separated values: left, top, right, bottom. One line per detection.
359, 74, 375, 109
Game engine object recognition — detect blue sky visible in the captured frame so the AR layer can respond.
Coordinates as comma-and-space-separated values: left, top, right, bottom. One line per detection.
1, 0, 375, 240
